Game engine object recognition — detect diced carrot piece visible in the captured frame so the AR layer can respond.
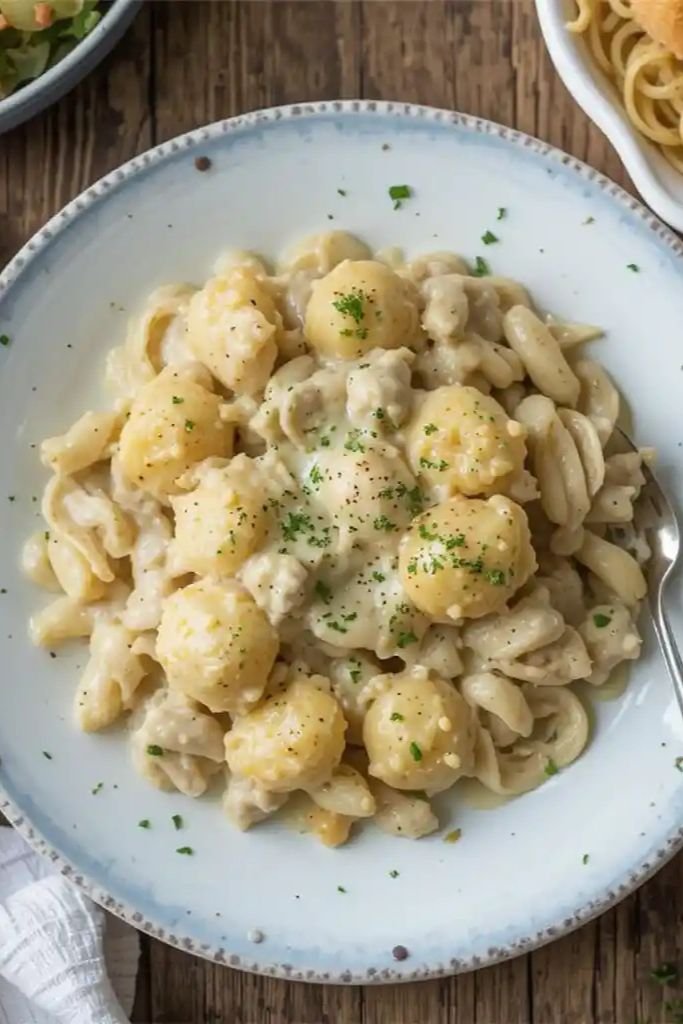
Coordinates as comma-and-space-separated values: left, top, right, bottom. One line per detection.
33, 2, 54, 27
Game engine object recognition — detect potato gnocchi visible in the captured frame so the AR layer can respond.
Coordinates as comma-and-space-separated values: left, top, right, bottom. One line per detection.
25, 230, 653, 846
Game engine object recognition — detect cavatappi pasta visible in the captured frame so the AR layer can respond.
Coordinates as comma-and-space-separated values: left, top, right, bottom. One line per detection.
567, 0, 683, 172
25, 231, 653, 845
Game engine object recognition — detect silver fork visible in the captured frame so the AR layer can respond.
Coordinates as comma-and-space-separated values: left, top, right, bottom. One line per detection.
616, 428, 683, 714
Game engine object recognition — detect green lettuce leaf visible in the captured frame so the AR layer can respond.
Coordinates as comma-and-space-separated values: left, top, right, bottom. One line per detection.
0, 0, 100, 98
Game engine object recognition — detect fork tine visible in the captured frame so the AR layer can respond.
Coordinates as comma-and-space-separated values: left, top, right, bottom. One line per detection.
613, 427, 680, 545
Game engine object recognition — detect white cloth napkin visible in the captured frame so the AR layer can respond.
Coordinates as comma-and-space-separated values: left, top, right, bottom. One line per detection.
0, 828, 138, 1024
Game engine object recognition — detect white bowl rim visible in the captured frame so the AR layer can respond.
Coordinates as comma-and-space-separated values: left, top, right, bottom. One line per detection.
534, 0, 683, 231
0, 0, 139, 128
1, 99, 682, 984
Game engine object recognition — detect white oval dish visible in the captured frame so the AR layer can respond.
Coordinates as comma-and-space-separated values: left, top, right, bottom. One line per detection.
0, 102, 682, 983
535, 0, 683, 231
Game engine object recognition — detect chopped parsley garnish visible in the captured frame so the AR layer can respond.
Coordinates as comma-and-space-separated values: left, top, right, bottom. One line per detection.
91, 782, 104, 795
176, 846, 194, 855
171, 395, 184, 405
404, 486, 424, 515
453, 556, 484, 573
337, 885, 347, 893
374, 515, 397, 533
445, 534, 465, 549
374, 407, 385, 420
372, 571, 386, 583
418, 523, 438, 541
397, 631, 418, 648
444, 829, 462, 844
138, 819, 151, 829
0, 334, 10, 347
390, 712, 405, 722
337, 188, 347, 196
627, 263, 640, 272
582, 853, 589, 865
544, 758, 559, 777
482, 230, 499, 245
172, 814, 183, 830
307, 527, 332, 549
344, 429, 366, 453
423, 423, 437, 435
419, 456, 449, 471
349, 661, 362, 684
583, 215, 595, 225
472, 256, 490, 277
389, 869, 400, 878
42, 751, 52, 760
328, 620, 348, 634
281, 511, 313, 541
184, 419, 195, 432
314, 579, 333, 604
309, 464, 323, 486
389, 184, 412, 209
486, 569, 506, 586
651, 963, 679, 986
332, 289, 366, 324
593, 613, 612, 628
409, 741, 423, 762
497, 207, 506, 221
675, 757, 683, 773
146, 744, 164, 757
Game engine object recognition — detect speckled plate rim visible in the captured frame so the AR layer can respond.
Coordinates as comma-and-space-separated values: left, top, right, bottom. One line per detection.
1, 100, 682, 984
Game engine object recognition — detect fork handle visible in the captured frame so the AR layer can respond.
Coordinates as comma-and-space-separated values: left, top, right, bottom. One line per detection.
651, 587, 683, 716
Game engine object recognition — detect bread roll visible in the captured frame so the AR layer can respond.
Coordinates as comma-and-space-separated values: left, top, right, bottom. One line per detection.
632, 0, 683, 58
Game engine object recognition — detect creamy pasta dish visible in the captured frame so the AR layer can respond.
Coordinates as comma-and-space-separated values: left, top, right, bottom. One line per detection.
24, 230, 651, 846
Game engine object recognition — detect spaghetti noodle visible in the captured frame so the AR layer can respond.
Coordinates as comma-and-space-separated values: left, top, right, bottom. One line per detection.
568, 0, 683, 171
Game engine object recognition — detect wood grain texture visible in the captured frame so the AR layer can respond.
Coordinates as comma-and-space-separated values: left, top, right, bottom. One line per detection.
1, 2, 681, 1021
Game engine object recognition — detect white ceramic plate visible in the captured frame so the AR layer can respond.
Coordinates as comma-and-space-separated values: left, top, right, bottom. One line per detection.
0, 0, 139, 135
535, 0, 683, 231
0, 102, 682, 983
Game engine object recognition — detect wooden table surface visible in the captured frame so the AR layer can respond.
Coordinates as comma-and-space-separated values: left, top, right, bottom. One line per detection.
1, 2, 682, 1021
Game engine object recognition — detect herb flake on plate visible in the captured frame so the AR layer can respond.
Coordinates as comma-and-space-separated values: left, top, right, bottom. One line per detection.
389, 184, 411, 209
472, 256, 490, 277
